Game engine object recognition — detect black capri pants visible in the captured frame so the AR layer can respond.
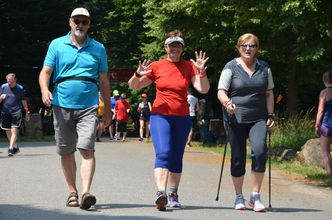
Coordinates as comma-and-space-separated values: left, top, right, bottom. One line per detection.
228, 120, 267, 177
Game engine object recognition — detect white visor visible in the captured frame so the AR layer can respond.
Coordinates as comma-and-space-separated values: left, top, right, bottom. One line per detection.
164, 36, 185, 46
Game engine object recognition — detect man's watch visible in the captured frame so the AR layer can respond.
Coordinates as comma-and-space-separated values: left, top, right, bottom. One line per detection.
267, 113, 275, 120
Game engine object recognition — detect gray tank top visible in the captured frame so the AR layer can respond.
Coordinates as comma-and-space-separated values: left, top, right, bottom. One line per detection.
223, 59, 270, 123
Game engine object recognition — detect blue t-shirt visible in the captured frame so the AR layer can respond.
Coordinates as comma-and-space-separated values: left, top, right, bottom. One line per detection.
43, 32, 108, 109
0, 83, 25, 114
110, 96, 119, 109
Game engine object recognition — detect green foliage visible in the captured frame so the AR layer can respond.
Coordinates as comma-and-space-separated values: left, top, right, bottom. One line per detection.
0, 0, 332, 115
100, 0, 147, 67
272, 110, 316, 151
142, 0, 332, 114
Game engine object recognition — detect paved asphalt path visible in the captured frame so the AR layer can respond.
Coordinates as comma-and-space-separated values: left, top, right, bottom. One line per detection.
0, 138, 332, 220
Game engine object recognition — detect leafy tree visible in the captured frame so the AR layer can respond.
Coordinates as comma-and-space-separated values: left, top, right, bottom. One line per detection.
142, 0, 332, 115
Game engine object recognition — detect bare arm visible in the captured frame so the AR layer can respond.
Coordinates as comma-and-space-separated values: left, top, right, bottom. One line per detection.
137, 102, 144, 111
266, 90, 274, 115
217, 89, 236, 115
99, 73, 111, 126
39, 66, 53, 107
266, 90, 275, 129
22, 99, 30, 121
128, 75, 153, 90
21, 99, 29, 112
148, 102, 152, 111
128, 59, 153, 90
191, 75, 210, 94
315, 90, 325, 136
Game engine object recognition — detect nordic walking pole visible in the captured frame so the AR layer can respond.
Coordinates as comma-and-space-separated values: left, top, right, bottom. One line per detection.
268, 130, 272, 208
215, 126, 228, 201
215, 103, 235, 201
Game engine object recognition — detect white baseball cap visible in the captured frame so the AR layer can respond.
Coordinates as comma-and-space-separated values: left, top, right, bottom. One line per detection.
71, 8, 90, 17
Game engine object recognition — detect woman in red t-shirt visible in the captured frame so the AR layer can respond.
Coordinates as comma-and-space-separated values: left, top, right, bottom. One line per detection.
128, 30, 210, 211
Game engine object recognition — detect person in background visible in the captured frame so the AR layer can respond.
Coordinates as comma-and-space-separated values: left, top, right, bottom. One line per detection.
186, 88, 198, 147
217, 33, 274, 212
109, 89, 119, 140
138, 93, 151, 141
0, 73, 30, 156
315, 70, 332, 175
130, 98, 140, 135
39, 105, 54, 135
128, 30, 209, 211
96, 91, 105, 142
197, 98, 208, 144
38, 7, 111, 210
114, 93, 131, 141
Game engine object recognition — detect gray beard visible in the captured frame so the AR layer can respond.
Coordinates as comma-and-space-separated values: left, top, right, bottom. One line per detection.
73, 30, 86, 39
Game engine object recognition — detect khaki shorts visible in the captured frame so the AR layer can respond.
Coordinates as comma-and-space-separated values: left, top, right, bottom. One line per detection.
53, 105, 98, 156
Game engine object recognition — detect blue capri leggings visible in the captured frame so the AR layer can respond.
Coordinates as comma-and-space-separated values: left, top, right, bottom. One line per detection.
228, 120, 267, 177
150, 114, 192, 173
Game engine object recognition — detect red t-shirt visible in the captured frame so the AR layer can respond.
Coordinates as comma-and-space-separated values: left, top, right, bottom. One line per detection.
115, 99, 131, 122
146, 58, 198, 116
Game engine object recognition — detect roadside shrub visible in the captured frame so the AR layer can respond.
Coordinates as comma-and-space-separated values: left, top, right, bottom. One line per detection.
272, 110, 316, 151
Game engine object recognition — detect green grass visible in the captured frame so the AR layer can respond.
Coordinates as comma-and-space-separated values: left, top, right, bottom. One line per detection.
272, 110, 316, 151
193, 141, 332, 187
272, 160, 332, 187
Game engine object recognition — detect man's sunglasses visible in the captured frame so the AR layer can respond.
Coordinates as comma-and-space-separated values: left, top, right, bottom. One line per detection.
73, 18, 90, 26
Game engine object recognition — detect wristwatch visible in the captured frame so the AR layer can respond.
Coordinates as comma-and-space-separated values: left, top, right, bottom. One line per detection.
267, 113, 275, 120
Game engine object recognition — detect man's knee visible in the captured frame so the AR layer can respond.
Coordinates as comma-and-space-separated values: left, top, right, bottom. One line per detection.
79, 149, 94, 159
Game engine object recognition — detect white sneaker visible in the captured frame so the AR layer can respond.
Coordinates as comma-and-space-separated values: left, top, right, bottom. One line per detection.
234, 194, 246, 210
248, 192, 265, 212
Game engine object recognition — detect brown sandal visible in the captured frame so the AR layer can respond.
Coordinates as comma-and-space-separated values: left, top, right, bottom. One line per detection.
80, 192, 96, 210
66, 192, 79, 207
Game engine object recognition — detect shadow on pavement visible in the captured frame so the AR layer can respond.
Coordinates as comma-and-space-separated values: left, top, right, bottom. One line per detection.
0, 204, 166, 220
95, 203, 232, 211
267, 207, 321, 213
96, 203, 152, 209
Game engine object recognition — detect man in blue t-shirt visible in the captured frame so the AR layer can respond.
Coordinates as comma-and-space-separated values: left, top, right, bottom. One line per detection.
0, 73, 30, 156
39, 7, 111, 210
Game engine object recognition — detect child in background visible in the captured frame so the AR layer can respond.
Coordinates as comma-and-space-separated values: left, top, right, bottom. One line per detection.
315, 71, 332, 175
96, 92, 105, 142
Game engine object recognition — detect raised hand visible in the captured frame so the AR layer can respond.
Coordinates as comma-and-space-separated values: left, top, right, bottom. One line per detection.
190, 50, 209, 72
136, 59, 152, 77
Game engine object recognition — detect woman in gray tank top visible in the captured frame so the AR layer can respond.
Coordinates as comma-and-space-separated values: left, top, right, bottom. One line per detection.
217, 33, 275, 212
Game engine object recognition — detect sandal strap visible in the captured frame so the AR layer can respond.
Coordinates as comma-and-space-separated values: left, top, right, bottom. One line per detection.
67, 192, 79, 205
68, 192, 78, 199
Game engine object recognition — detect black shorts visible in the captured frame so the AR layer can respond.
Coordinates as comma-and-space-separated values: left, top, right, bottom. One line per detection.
190, 116, 197, 129
140, 115, 150, 122
117, 120, 127, 132
1, 112, 22, 130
